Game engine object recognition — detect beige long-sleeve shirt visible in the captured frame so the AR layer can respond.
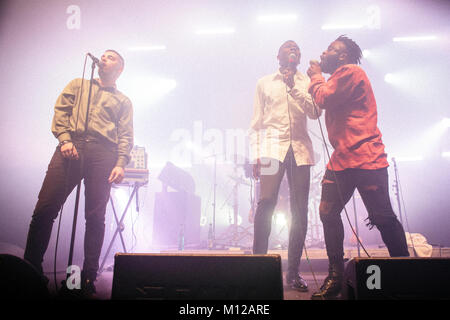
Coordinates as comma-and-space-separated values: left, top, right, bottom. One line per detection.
249, 70, 321, 165
52, 78, 133, 168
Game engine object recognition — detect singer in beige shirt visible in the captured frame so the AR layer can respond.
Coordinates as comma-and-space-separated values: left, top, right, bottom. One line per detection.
249, 40, 321, 292
24, 50, 133, 298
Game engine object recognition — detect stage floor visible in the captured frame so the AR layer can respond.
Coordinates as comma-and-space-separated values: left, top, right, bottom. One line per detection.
46, 269, 329, 300
44, 245, 450, 301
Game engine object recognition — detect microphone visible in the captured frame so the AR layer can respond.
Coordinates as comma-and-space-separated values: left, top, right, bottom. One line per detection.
310, 59, 321, 68
86, 53, 100, 66
288, 53, 297, 65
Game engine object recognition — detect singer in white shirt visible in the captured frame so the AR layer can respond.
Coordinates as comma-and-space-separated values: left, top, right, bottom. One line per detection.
249, 40, 321, 292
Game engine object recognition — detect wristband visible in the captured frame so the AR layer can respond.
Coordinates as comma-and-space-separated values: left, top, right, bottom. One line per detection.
58, 140, 72, 148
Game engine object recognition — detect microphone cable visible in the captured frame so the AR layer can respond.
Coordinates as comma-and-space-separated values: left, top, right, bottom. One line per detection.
392, 158, 417, 256
311, 98, 371, 258
285, 80, 324, 295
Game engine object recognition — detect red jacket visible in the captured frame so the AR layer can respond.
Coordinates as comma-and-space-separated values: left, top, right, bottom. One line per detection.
308, 64, 389, 171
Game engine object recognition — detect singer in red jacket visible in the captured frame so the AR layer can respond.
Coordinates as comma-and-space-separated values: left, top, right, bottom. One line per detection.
307, 35, 409, 300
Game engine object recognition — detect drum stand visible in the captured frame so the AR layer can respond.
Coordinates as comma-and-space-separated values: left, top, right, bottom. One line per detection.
217, 171, 253, 248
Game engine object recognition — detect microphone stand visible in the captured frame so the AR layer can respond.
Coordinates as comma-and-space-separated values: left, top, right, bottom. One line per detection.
392, 157, 404, 225
232, 153, 238, 246
352, 194, 361, 257
202, 153, 220, 249
212, 154, 217, 248
60, 59, 96, 295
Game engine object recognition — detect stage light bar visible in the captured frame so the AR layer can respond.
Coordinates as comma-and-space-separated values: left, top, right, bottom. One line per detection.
257, 14, 298, 23
195, 27, 235, 35
392, 35, 437, 42
128, 45, 167, 52
321, 24, 364, 30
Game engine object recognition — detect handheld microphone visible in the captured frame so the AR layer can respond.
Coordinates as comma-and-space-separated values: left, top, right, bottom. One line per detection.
310, 59, 321, 68
288, 53, 297, 64
86, 53, 100, 66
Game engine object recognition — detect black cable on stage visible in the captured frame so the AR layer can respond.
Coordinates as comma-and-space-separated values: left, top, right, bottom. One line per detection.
311, 99, 371, 258
303, 245, 325, 300
129, 185, 140, 253
394, 159, 417, 256
53, 54, 89, 291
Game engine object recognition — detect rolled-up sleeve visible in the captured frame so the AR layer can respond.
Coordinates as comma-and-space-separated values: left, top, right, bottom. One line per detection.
51, 79, 78, 143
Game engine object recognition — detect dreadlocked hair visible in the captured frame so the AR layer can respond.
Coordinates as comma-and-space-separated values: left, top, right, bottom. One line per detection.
336, 35, 362, 65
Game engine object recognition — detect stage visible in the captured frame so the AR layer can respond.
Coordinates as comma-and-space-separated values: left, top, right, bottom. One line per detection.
1, 0, 449, 309
41, 245, 450, 301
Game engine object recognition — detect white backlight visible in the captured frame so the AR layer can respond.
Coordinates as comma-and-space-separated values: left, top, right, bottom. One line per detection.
257, 14, 298, 23
393, 35, 437, 42
195, 28, 235, 35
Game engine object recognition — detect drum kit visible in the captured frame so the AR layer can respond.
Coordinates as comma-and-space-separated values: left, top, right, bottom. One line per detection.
212, 156, 325, 250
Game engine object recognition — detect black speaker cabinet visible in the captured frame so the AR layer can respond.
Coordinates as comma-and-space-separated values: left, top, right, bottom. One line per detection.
111, 253, 283, 300
343, 257, 450, 300
0, 254, 50, 299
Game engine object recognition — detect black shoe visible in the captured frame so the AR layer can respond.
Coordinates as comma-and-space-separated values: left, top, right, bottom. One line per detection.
286, 273, 309, 292
58, 281, 84, 300
39, 273, 49, 286
80, 278, 97, 299
311, 276, 342, 300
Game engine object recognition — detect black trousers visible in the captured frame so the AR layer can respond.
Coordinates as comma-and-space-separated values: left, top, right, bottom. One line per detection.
319, 167, 409, 263
24, 140, 117, 280
253, 147, 311, 276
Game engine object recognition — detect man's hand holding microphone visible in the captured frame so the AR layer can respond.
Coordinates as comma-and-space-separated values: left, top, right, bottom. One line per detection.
307, 60, 322, 78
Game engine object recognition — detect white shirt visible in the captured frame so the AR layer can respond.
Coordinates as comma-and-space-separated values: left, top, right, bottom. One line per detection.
249, 70, 322, 166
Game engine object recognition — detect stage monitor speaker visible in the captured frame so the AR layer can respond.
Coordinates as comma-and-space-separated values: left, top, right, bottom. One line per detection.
0, 254, 50, 299
111, 253, 283, 300
343, 257, 450, 300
